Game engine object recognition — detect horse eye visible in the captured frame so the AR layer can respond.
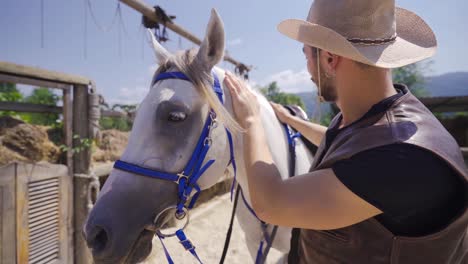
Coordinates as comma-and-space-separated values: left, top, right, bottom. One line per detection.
168, 111, 187, 122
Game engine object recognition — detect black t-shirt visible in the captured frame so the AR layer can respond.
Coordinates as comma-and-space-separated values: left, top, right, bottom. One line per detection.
325, 87, 465, 236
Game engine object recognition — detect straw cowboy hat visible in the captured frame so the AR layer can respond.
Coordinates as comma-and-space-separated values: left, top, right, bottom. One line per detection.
278, 0, 437, 68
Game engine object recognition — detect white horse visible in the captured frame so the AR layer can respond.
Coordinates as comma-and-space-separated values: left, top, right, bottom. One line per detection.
84, 9, 313, 264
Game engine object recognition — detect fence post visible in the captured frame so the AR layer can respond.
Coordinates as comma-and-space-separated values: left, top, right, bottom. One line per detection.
73, 84, 93, 264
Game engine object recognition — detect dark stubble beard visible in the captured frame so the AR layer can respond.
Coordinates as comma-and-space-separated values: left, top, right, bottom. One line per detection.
313, 62, 338, 102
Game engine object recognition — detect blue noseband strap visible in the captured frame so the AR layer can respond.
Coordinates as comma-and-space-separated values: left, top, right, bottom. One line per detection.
114, 71, 235, 264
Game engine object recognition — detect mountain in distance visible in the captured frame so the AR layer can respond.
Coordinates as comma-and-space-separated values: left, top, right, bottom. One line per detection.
295, 71, 468, 117
295, 91, 333, 119
425, 72, 468, 97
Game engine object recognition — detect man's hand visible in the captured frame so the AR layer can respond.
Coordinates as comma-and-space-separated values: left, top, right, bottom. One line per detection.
270, 102, 294, 124
224, 72, 261, 129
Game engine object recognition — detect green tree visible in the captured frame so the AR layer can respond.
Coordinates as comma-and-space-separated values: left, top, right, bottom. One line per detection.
0, 82, 23, 117
99, 103, 135, 132
260, 82, 305, 110
23, 88, 60, 126
99, 116, 132, 131
0, 82, 22, 101
393, 61, 432, 97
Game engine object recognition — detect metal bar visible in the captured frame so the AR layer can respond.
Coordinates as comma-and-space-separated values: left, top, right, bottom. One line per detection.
119, 0, 248, 68
0, 101, 62, 113
101, 109, 128, 118
93, 163, 114, 178
0, 73, 71, 90
0, 61, 91, 86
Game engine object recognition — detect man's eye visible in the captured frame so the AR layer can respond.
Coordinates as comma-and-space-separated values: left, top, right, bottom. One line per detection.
168, 112, 187, 122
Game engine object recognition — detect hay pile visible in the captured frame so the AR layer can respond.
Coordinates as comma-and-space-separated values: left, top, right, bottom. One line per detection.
92, 129, 129, 163
0, 116, 129, 166
0, 116, 60, 166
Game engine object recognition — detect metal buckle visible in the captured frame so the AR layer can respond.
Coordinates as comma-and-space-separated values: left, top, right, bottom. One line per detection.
176, 173, 189, 184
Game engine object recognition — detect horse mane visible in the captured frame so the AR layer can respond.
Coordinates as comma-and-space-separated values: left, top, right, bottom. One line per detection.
155, 49, 242, 133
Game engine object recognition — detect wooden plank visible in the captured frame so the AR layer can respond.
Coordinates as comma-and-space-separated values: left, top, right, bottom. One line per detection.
0, 101, 62, 114
63, 88, 74, 173
73, 174, 94, 264
419, 96, 468, 113
62, 87, 75, 264
72, 84, 91, 174
0, 73, 71, 90
101, 109, 128, 118
72, 84, 93, 264
0, 164, 17, 264
0, 61, 90, 86
62, 89, 74, 263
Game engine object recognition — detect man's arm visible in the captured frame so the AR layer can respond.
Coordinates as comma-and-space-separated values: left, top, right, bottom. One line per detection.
225, 73, 381, 230
244, 120, 382, 230
270, 102, 327, 146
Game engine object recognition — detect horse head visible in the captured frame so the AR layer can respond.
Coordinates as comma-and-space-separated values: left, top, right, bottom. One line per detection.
84, 9, 238, 263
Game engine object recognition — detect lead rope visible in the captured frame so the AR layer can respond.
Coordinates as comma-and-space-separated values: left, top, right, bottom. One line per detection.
219, 187, 240, 264
157, 229, 203, 264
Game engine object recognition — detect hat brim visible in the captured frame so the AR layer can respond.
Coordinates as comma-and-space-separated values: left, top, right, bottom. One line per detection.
277, 7, 437, 68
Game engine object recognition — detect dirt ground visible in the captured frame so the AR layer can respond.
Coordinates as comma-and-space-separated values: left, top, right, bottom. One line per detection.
143, 193, 283, 264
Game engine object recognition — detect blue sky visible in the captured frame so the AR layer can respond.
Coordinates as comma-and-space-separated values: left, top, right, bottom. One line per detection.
1, 0, 467, 104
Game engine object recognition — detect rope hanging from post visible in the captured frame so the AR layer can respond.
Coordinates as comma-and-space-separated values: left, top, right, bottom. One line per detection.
40, 0, 45, 48
85, 0, 120, 32
142, 5, 176, 43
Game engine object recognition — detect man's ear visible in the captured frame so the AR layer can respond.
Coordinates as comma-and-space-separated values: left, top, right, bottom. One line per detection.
321, 51, 340, 75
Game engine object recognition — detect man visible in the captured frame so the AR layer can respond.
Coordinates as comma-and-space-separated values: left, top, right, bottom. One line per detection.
224, 0, 468, 263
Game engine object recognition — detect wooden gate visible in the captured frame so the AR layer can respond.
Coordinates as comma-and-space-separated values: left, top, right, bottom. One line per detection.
0, 162, 72, 264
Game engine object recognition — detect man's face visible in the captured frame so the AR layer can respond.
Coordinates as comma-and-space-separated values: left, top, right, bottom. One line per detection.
303, 45, 337, 102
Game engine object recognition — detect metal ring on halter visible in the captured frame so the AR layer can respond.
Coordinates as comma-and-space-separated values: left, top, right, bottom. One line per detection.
154, 206, 190, 238
204, 138, 212, 146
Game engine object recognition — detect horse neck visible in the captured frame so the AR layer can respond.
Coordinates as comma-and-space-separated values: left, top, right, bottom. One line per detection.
219, 73, 292, 204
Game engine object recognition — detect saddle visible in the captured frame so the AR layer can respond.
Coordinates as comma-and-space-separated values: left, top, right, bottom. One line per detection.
283, 105, 318, 155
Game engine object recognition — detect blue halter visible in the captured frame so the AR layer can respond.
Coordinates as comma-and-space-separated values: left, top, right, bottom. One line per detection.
114, 71, 236, 264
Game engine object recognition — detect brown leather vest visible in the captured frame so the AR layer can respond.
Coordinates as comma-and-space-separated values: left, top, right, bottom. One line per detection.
298, 88, 468, 264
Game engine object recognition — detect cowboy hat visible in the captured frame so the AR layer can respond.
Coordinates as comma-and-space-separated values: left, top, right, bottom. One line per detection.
277, 0, 437, 68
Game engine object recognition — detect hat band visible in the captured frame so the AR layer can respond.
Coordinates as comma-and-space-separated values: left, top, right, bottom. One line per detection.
347, 34, 397, 45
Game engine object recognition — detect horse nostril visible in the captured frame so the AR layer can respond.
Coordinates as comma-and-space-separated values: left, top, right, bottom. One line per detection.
86, 226, 109, 254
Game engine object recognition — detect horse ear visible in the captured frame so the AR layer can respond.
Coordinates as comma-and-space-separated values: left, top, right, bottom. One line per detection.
147, 29, 171, 64
196, 9, 225, 71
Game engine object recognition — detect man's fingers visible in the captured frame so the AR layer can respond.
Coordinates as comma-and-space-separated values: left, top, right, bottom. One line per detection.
225, 74, 239, 95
